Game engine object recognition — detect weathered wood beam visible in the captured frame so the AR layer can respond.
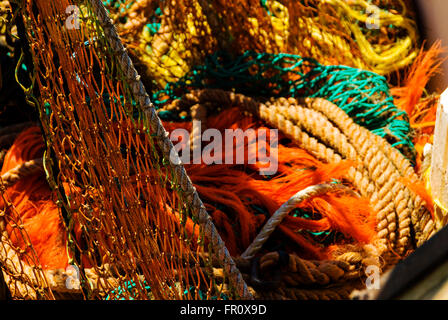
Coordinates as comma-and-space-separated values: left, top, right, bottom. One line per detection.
430, 89, 448, 229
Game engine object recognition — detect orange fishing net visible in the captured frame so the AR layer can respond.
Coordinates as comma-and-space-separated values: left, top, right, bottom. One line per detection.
1, 127, 67, 271
2, 0, 240, 300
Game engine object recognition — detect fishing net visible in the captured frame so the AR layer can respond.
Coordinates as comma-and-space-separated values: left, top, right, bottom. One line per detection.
0, 0, 436, 301
0, 0, 253, 300
104, 0, 419, 88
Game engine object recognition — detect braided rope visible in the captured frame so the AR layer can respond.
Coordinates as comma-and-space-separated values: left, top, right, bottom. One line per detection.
246, 252, 362, 300
304, 98, 435, 247
260, 252, 361, 285
0, 231, 52, 299
87, 0, 253, 299
164, 89, 435, 261
0, 229, 121, 298
0, 157, 50, 299
2, 247, 230, 299
152, 51, 415, 159
259, 284, 358, 300
164, 90, 387, 285
272, 94, 434, 249
261, 100, 411, 253
190, 103, 207, 150
240, 183, 350, 261
0, 159, 43, 189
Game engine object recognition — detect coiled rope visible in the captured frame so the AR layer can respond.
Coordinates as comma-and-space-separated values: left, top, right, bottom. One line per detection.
164, 89, 435, 262
240, 183, 352, 261
237, 251, 363, 300
154, 51, 415, 160
0, 159, 42, 188
0, 98, 432, 299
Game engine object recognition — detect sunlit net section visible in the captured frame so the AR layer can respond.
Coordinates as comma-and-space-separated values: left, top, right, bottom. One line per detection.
16, 0, 236, 300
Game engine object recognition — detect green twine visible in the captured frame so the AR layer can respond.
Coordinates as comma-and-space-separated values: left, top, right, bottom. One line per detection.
104, 0, 162, 34
106, 280, 228, 300
152, 51, 414, 160
260, 0, 271, 15
106, 280, 151, 300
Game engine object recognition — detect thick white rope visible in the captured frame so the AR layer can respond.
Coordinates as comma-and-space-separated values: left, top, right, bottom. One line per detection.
240, 183, 353, 261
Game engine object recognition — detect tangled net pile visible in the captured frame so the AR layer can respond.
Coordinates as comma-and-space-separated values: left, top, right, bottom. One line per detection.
0, 0, 442, 301
105, 0, 419, 87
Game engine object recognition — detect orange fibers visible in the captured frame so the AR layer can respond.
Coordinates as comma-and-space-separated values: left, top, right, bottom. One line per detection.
165, 108, 377, 259
5, 109, 376, 265
1, 127, 69, 270
391, 42, 443, 172
391, 41, 443, 117
400, 176, 435, 220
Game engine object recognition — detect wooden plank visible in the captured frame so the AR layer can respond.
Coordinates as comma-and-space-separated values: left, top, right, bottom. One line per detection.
430, 89, 448, 229
431, 276, 448, 300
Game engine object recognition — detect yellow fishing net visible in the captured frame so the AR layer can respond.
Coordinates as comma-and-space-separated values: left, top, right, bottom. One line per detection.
105, 0, 419, 87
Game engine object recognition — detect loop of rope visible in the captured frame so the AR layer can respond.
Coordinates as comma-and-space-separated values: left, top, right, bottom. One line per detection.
240, 183, 351, 261
153, 51, 415, 160
237, 251, 365, 300
2, 89, 422, 299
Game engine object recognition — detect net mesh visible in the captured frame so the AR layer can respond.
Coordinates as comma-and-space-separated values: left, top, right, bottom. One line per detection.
154, 51, 415, 160
0, 0, 244, 300
104, 0, 419, 88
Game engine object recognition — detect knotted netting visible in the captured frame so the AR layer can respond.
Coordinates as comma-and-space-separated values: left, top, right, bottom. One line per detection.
0, 0, 252, 300
104, 0, 419, 88
103, 0, 418, 159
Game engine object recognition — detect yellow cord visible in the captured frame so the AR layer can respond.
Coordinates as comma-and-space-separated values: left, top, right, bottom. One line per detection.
319, 0, 418, 74
125, 0, 419, 86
